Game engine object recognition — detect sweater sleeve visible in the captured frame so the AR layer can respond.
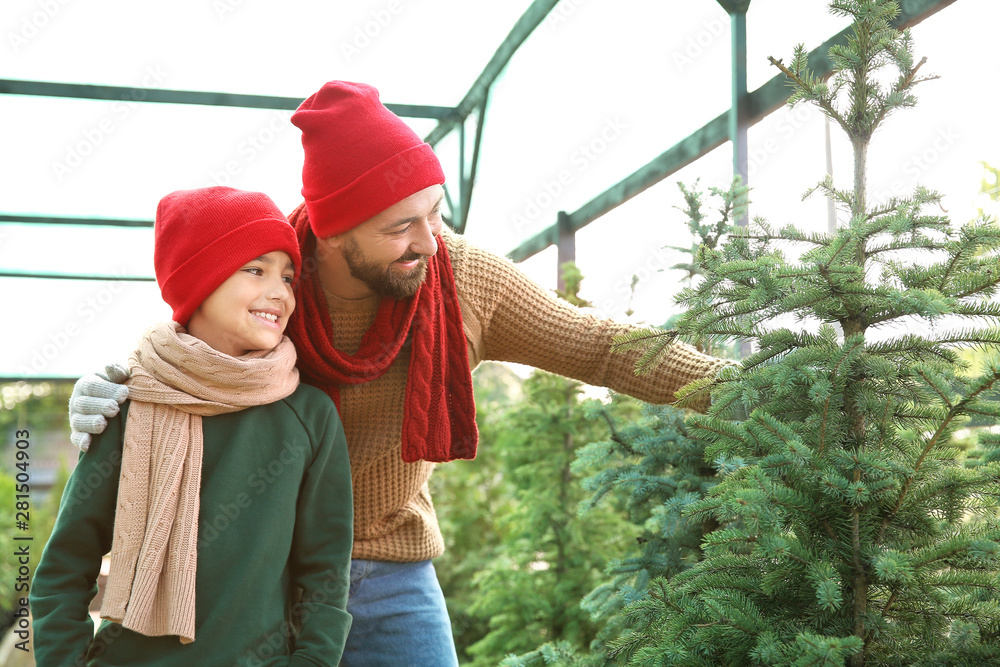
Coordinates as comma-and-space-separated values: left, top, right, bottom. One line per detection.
286, 392, 353, 667
30, 408, 124, 667
447, 232, 732, 411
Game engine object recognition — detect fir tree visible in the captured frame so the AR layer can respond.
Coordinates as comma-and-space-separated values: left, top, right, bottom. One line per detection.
573, 400, 728, 666
629, 1, 1000, 665
462, 265, 635, 667
550, 181, 748, 667
432, 362, 524, 663
466, 370, 633, 667
495, 183, 748, 667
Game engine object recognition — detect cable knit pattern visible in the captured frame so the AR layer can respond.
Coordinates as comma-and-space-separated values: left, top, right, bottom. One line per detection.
101, 322, 299, 643
334, 229, 730, 562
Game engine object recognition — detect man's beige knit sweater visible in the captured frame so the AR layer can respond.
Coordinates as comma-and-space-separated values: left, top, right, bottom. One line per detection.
327, 229, 730, 562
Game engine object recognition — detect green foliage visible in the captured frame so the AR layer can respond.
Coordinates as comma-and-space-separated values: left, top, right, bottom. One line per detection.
981, 161, 1000, 220
669, 179, 749, 284
638, 2, 1000, 665
0, 469, 19, 619
464, 371, 634, 667
982, 162, 1000, 202
0, 381, 75, 441
575, 400, 730, 666
439, 264, 634, 666
1, 381, 75, 634
500, 641, 590, 667
489, 193, 745, 666
577, 400, 717, 582
541, 181, 742, 666
0, 461, 70, 629
432, 362, 524, 662
556, 262, 593, 308
770, 0, 933, 149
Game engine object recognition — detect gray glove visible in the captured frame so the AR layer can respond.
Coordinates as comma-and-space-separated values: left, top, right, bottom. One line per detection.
69, 363, 130, 452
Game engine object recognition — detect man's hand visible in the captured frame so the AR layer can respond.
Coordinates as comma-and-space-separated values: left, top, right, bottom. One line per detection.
69, 363, 130, 452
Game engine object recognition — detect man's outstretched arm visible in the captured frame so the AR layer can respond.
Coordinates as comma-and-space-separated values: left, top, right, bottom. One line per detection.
449, 233, 733, 410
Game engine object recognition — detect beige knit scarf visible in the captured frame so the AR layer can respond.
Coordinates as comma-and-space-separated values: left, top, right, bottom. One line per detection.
100, 321, 299, 644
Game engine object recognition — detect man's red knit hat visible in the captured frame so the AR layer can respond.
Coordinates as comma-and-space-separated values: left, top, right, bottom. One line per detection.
154, 186, 301, 326
291, 81, 446, 238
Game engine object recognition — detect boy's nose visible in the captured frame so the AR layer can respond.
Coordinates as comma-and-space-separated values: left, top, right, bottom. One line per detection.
267, 277, 290, 300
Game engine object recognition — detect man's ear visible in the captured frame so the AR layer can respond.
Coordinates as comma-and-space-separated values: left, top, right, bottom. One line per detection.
316, 232, 345, 252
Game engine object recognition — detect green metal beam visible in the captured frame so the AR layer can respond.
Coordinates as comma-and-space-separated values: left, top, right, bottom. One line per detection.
457, 93, 489, 234
0, 214, 152, 228
423, 0, 560, 147
0, 78, 459, 119
715, 0, 751, 13
1, 270, 154, 281
895, 0, 959, 25
3, 2, 562, 244
507, 0, 958, 263
510, 112, 730, 261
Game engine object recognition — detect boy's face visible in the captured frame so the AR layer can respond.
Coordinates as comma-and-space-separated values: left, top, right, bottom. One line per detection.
186, 251, 296, 357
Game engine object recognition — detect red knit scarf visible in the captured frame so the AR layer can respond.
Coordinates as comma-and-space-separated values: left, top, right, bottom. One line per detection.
285, 203, 478, 462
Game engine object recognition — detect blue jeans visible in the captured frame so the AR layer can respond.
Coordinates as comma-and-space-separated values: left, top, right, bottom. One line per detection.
341, 559, 459, 666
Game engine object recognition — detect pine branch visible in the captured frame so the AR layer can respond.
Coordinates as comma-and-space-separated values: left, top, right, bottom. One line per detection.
866, 239, 951, 256
879, 367, 1000, 543
768, 54, 851, 137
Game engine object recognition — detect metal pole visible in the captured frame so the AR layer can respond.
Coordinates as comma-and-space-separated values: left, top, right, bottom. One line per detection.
556, 211, 575, 292
825, 115, 837, 232
729, 6, 749, 227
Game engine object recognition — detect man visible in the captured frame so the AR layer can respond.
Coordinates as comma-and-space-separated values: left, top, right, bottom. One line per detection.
70, 80, 731, 665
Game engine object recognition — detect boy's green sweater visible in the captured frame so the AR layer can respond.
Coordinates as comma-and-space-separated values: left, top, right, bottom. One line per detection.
30, 384, 353, 667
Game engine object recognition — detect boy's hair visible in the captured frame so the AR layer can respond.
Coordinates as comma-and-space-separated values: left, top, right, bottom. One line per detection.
154, 186, 300, 325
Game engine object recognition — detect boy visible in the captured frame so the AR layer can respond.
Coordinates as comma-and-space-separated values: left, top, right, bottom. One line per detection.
30, 186, 353, 666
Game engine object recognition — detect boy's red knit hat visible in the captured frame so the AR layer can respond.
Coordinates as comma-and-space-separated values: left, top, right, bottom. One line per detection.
154, 186, 301, 326
291, 80, 446, 239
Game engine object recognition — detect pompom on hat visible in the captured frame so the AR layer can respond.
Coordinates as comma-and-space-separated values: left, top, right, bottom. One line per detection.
291, 81, 446, 238
154, 186, 301, 326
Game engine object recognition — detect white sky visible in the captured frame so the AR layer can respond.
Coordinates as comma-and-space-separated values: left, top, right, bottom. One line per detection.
2, 0, 998, 379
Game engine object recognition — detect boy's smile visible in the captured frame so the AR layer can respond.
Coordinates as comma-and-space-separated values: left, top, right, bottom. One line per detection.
186, 251, 296, 356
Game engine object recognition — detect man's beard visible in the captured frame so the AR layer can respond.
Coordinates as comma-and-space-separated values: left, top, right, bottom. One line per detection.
341, 236, 429, 300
